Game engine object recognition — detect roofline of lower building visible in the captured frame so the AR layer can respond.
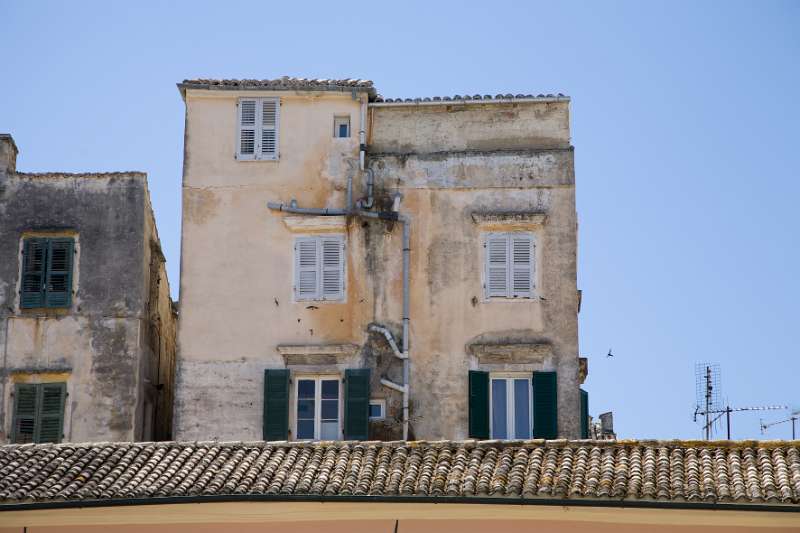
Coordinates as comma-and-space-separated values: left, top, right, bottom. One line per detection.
1, 492, 797, 513
3, 437, 796, 450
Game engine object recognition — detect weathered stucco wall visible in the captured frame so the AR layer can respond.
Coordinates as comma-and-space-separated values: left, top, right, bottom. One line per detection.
367, 145, 578, 438
175, 90, 370, 439
0, 171, 175, 442
176, 94, 579, 440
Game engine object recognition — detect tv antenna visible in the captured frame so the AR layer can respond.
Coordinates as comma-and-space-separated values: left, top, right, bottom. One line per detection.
694, 363, 722, 440
761, 409, 800, 440
693, 363, 786, 439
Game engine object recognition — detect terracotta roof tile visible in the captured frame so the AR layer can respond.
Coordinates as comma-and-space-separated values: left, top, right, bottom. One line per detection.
179, 77, 376, 98
1, 440, 798, 507
176, 78, 568, 104
372, 93, 569, 104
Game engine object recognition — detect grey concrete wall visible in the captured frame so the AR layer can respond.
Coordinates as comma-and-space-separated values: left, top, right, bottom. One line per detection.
0, 172, 149, 442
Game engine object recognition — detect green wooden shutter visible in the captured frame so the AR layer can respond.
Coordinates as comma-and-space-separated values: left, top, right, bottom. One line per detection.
344, 368, 370, 440
20, 238, 47, 308
468, 370, 490, 439
45, 238, 74, 308
533, 371, 558, 439
37, 383, 66, 443
580, 389, 589, 439
12, 384, 37, 443
263, 369, 289, 440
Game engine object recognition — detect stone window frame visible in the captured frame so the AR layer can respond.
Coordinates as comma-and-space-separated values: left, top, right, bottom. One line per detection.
16, 231, 80, 313
333, 115, 351, 138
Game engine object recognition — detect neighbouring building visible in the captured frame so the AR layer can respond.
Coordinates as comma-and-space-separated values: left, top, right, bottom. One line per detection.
175, 77, 586, 442
0, 134, 177, 444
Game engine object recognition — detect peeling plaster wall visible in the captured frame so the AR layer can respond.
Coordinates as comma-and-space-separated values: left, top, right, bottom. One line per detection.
0, 173, 156, 442
175, 90, 370, 440
176, 95, 579, 440
368, 102, 578, 439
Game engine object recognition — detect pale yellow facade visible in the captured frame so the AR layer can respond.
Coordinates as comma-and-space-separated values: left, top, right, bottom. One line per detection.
175, 82, 581, 440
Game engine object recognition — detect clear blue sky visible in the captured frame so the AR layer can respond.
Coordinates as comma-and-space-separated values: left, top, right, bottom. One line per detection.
2, 1, 798, 440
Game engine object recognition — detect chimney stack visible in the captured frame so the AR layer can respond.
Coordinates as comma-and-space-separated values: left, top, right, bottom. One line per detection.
0, 134, 19, 174
599, 412, 614, 436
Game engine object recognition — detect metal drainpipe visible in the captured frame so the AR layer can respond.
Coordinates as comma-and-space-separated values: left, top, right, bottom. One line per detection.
359, 95, 367, 171
355, 168, 374, 210
400, 214, 410, 440
266, 203, 347, 216
356, 209, 410, 440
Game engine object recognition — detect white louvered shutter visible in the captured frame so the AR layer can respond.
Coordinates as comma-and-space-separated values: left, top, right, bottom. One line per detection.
321, 237, 345, 300
295, 238, 319, 300
511, 235, 534, 297
238, 99, 257, 159
259, 98, 279, 159
485, 235, 510, 298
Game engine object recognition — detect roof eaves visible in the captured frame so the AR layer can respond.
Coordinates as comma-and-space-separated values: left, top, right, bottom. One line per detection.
177, 78, 377, 100
370, 93, 570, 106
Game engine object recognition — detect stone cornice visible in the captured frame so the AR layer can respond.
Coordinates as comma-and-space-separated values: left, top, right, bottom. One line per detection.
282, 215, 347, 233
277, 343, 360, 366
467, 342, 552, 365
470, 212, 547, 230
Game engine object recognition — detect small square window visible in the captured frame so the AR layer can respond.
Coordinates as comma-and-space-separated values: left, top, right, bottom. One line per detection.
334, 116, 350, 138
369, 399, 385, 420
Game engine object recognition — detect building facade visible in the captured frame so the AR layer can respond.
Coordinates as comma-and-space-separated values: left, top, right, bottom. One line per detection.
175, 78, 585, 441
0, 134, 177, 444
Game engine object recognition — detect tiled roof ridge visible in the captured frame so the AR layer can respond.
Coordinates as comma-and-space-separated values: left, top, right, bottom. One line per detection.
373, 93, 569, 104
3, 438, 797, 450
2, 440, 798, 505
180, 77, 375, 92
13, 171, 147, 179
177, 78, 569, 103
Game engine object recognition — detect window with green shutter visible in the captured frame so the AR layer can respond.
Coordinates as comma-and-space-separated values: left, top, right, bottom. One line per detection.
344, 369, 370, 440
468, 370, 490, 439
532, 371, 558, 439
263, 369, 290, 441
20, 237, 75, 309
580, 389, 589, 439
12, 382, 66, 444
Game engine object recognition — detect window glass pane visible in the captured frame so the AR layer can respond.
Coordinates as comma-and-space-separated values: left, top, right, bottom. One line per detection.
491, 379, 507, 439
369, 403, 382, 418
339, 124, 348, 137
297, 419, 315, 439
514, 379, 531, 439
320, 421, 338, 440
321, 399, 338, 420
321, 379, 339, 399
298, 379, 315, 399
297, 399, 315, 419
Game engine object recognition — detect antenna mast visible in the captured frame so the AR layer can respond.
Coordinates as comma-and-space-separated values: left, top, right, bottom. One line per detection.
693, 363, 786, 439
761, 410, 800, 440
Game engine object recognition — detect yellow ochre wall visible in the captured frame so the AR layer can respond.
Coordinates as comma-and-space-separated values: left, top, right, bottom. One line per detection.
0, 502, 797, 532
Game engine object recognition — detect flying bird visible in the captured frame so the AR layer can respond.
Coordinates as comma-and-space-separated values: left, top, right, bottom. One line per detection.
607, 348, 614, 358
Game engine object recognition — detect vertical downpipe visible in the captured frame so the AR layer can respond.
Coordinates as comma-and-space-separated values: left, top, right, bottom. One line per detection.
359, 95, 367, 171
401, 216, 411, 440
